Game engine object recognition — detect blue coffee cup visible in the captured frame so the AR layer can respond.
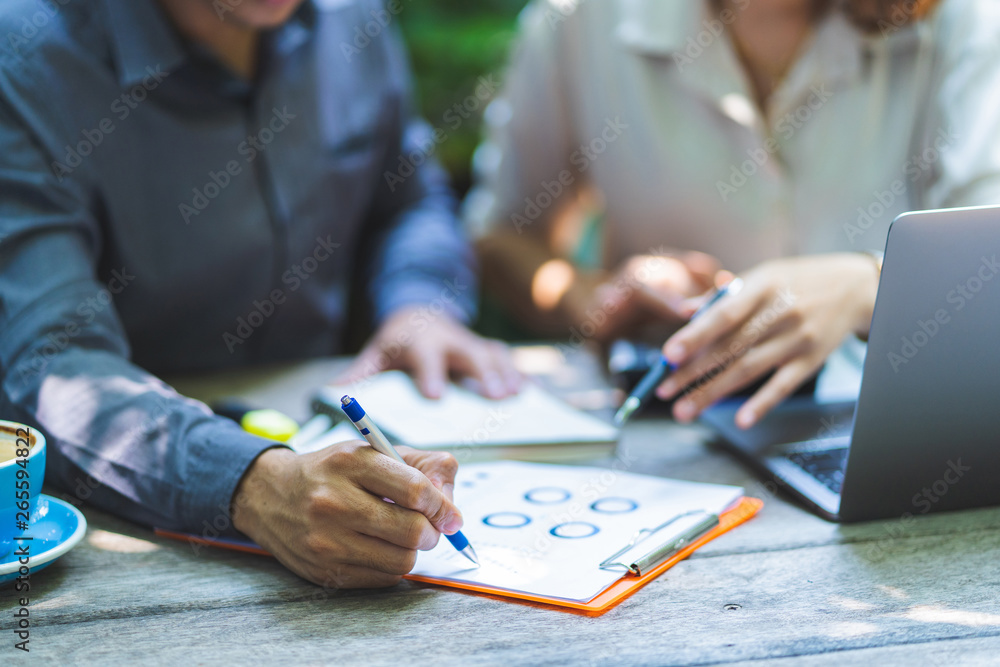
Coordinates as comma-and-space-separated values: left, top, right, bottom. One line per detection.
0, 421, 47, 560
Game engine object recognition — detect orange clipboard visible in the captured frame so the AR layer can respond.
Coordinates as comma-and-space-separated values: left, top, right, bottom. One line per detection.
156, 496, 762, 616
404, 496, 762, 615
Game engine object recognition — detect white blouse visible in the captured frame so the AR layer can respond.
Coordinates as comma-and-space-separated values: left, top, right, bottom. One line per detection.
465, 0, 1000, 272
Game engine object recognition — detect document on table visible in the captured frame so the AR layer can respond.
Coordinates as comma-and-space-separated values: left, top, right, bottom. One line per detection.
410, 461, 744, 603
316, 371, 618, 458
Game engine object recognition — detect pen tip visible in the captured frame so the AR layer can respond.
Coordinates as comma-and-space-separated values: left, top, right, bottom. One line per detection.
614, 397, 640, 427
340, 395, 351, 406
463, 546, 480, 567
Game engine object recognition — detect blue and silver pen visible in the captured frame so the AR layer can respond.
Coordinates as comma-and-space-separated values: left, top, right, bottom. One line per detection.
613, 277, 744, 426
340, 395, 480, 567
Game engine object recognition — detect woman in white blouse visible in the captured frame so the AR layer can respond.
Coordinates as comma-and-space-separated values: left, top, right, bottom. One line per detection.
468, 0, 1000, 428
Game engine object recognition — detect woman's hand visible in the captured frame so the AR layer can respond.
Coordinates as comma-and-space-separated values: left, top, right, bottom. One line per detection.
582, 250, 726, 342
656, 253, 880, 428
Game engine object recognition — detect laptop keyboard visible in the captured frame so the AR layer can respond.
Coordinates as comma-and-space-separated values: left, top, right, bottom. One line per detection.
787, 448, 849, 495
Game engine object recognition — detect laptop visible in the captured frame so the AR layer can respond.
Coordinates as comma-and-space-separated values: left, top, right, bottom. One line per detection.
700, 205, 1000, 521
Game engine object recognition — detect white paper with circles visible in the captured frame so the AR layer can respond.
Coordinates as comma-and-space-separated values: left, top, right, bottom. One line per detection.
412, 461, 743, 602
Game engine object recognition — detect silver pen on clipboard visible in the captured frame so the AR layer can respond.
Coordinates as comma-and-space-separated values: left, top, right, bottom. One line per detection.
599, 511, 719, 576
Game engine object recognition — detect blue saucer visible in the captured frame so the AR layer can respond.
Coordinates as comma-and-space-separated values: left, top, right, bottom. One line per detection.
0, 495, 87, 586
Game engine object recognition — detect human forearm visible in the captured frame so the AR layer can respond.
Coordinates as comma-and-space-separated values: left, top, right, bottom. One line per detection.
476, 229, 608, 336
4, 340, 280, 534
369, 198, 479, 326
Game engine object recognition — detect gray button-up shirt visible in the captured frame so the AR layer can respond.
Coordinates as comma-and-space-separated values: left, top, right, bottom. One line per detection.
0, 0, 476, 534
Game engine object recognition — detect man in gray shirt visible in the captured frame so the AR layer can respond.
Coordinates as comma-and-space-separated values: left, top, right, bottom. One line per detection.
0, 0, 519, 587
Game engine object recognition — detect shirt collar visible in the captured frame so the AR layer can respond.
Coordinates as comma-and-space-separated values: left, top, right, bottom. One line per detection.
102, 0, 187, 88
101, 0, 318, 88
614, 0, 752, 121
614, 0, 923, 124
273, 0, 316, 54
613, 0, 921, 69
614, 0, 703, 57
771, 10, 865, 119
772, 11, 924, 120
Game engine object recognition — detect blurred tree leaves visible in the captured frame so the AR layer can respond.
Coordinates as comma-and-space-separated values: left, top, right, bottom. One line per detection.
399, 1, 527, 193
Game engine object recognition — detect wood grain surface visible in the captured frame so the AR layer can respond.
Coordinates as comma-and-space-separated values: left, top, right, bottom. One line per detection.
3, 350, 998, 665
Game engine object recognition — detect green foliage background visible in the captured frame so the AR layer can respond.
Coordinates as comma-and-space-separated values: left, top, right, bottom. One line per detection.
399, 0, 528, 193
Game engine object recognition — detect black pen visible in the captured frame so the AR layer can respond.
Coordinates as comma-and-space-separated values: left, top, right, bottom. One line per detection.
613, 278, 744, 426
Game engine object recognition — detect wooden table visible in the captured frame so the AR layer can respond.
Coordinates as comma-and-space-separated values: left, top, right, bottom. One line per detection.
5, 348, 1000, 665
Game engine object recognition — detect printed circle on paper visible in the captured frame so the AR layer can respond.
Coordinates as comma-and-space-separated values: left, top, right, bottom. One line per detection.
482, 512, 532, 529
524, 487, 571, 504
590, 497, 639, 514
549, 522, 600, 539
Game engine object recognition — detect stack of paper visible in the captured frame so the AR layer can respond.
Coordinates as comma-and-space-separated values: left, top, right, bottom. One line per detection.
314, 372, 619, 462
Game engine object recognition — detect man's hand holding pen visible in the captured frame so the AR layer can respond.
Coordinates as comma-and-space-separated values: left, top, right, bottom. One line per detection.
231, 442, 463, 588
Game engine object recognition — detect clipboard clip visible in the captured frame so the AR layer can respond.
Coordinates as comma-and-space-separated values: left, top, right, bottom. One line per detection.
599, 510, 720, 576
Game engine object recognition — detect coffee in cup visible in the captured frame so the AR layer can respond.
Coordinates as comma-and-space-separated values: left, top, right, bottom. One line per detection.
0, 422, 47, 560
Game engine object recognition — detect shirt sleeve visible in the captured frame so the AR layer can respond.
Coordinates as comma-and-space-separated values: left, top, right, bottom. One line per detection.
364, 16, 478, 325
920, 0, 1000, 208
462, 0, 581, 243
0, 91, 282, 537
